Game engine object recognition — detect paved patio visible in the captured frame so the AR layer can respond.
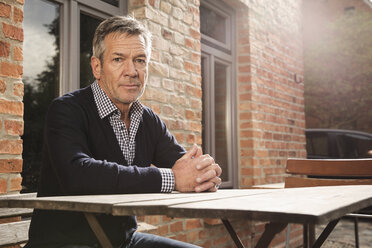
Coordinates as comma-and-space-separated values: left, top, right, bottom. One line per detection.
316, 218, 372, 248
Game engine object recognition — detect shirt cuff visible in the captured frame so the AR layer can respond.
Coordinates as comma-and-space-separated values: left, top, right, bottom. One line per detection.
159, 168, 175, 193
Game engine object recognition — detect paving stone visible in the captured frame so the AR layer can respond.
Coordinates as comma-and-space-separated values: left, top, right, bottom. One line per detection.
316, 219, 372, 248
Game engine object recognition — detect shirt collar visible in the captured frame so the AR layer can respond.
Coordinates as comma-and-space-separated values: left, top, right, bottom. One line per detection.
91, 80, 143, 119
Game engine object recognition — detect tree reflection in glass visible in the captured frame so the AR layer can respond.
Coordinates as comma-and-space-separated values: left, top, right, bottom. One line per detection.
22, 0, 60, 192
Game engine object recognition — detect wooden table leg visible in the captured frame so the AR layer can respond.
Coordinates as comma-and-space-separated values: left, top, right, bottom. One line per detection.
221, 219, 245, 248
84, 213, 114, 248
255, 222, 287, 248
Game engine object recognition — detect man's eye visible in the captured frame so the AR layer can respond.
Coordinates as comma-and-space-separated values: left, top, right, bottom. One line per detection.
135, 58, 146, 64
113, 58, 122, 62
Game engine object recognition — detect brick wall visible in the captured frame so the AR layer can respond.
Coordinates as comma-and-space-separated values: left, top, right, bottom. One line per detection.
0, 0, 24, 195
0, 0, 305, 246
235, 0, 306, 188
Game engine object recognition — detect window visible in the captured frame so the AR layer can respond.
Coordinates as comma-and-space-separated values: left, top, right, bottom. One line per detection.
200, 0, 237, 188
22, 0, 127, 192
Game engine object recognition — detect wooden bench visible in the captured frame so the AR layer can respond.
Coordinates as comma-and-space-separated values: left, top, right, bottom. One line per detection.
0, 193, 35, 247
285, 158, 372, 248
0, 193, 157, 247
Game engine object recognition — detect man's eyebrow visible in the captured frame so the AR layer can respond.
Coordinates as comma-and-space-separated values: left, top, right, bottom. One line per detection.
112, 52, 147, 58
112, 52, 125, 57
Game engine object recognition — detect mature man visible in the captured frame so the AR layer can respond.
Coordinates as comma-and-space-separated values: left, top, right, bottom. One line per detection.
25, 15, 221, 248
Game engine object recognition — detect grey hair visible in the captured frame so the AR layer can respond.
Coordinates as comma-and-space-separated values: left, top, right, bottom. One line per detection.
92, 15, 152, 63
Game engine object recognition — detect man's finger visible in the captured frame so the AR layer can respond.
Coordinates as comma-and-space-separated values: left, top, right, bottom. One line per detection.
195, 155, 214, 170
213, 163, 222, 177
181, 144, 198, 160
195, 181, 215, 192
194, 146, 203, 158
196, 169, 217, 183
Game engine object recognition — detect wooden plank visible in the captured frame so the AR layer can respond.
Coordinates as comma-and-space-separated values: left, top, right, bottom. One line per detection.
165, 186, 372, 225
0, 220, 30, 246
0, 208, 33, 218
0, 190, 275, 215
286, 158, 372, 176
112, 189, 276, 216
285, 177, 372, 188
250, 183, 285, 189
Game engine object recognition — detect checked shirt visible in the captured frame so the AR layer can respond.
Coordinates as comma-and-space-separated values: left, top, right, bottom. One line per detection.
92, 81, 174, 192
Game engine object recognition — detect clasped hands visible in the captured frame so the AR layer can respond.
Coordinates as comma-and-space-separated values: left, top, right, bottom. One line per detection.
172, 145, 222, 192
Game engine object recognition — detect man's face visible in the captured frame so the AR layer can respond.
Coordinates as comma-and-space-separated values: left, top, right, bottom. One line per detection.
92, 32, 148, 109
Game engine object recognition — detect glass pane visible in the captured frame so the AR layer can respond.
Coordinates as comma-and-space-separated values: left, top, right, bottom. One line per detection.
80, 13, 102, 88
200, 5, 226, 43
100, 0, 119, 7
23, 0, 60, 192
214, 62, 228, 181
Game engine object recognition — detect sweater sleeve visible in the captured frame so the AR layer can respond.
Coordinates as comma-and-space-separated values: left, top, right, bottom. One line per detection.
44, 97, 163, 195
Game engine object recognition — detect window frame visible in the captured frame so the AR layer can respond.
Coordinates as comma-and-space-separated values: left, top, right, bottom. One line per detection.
200, 0, 237, 188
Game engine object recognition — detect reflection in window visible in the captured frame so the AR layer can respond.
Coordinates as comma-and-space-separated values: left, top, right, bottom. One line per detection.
80, 14, 102, 88
214, 63, 228, 181
200, 5, 226, 43
306, 134, 329, 157
22, 0, 60, 192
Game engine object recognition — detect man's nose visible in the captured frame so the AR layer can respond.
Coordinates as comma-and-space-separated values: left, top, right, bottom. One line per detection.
124, 60, 138, 77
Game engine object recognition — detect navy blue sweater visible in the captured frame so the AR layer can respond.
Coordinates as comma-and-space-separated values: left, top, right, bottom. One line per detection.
25, 86, 185, 247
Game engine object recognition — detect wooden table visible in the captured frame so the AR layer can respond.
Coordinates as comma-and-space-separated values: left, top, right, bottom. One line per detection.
1, 186, 372, 248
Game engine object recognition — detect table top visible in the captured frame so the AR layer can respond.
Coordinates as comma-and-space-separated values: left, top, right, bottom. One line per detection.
1, 186, 372, 225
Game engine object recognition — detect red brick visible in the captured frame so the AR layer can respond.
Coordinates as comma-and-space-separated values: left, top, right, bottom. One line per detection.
0, 61, 23, 78
185, 38, 194, 49
2, 23, 24, 41
186, 134, 196, 144
13, 82, 24, 97
0, 2, 11, 18
0, 159, 22, 173
184, 61, 194, 72
174, 132, 184, 143
4, 119, 24, 136
162, 105, 173, 116
186, 230, 199, 243
13, 46, 23, 61
0, 41, 10, 58
0, 99, 23, 116
13, 7, 23, 23
156, 224, 169, 236
170, 220, 183, 233
0, 79, 6, 93
185, 219, 202, 230
148, 215, 161, 225
189, 28, 200, 40
0, 178, 7, 193
9, 176, 22, 192
0, 139, 23, 154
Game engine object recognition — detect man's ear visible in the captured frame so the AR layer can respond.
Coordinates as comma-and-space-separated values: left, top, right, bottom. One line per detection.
91, 56, 101, 80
